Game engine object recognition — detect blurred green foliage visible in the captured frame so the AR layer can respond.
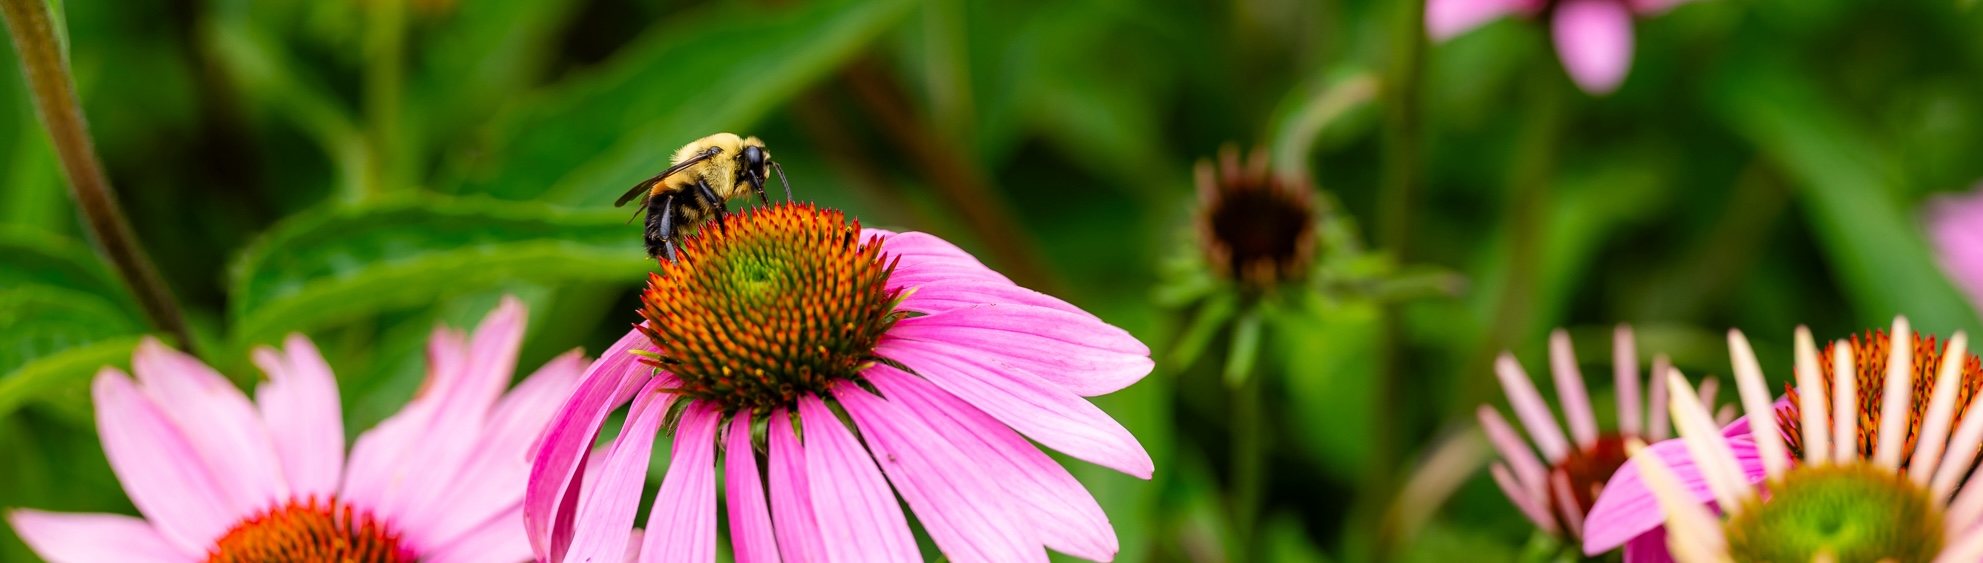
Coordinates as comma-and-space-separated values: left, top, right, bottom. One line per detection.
1, 0, 1981, 560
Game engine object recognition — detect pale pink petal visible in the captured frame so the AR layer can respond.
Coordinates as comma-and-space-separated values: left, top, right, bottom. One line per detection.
768, 408, 828, 562
525, 327, 661, 560
1647, 355, 1672, 440
1478, 407, 1548, 508
91, 369, 236, 553
1615, 325, 1642, 437
383, 298, 531, 536
421, 506, 535, 563
424, 351, 588, 548
1621, 527, 1674, 563
1582, 436, 1768, 554
1494, 353, 1569, 463
1426, 0, 1523, 42
251, 334, 345, 501
1551, 471, 1585, 538
834, 384, 1044, 562
867, 366, 1118, 560
799, 395, 919, 563
638, 401, 721, 563
7, 510, 193, 563
1875, 317, 1915, 470
566, 378, 674, 563
878, 339, 1154, 478
341, 327, 466, 516
1490, 463, 1557, 533
1550, 329, 1599, 449
1912, 333, 1969, 483
1928, 187, 1983, 312
726, 417, 782, 563
130, 337, 287, 512
1552, 0, 1635, 95
886, 305, 1151, 397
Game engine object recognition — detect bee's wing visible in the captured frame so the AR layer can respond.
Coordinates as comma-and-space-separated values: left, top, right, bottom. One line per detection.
614, 147, 724, 207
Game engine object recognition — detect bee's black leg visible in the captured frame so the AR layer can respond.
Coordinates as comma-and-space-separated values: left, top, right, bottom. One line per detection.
696, 180, 729, 234
647, 193, 676, 261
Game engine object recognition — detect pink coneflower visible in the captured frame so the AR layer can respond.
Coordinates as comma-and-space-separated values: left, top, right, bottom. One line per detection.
1426, 0, 1693, 94
525, 203, 1154, 562
1927, 185, 1983, 316
1480, 326, 1739, 558
5, 297, 582, 562
1607, 318, 1983, 561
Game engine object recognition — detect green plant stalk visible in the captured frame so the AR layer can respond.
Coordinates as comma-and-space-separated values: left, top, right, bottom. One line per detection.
1229, 344, 1267, 562
364, 0, 407, 199
0, 0, 196, 353
1364, 0, 1425, 558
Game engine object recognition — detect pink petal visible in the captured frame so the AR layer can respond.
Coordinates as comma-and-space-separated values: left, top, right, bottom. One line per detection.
834, 384, 1044, 562
1426, 0, 1523, 42
887, 305, 1151, 397
799, 395, 919, 563
876, 231, 1013, 285
638, 401, 721, 563
251, 334, 345, 502
1552, 0, 1636, 95
1622, 527, 1675, 563
1928, 187, 1983, 313
131, 337, 287, 513
525, 327, 660, 560
1583, 436, 1768, 554
726, 417, 781, 563
91, 369, 236, 554
867, 367, 1118, 560
421, 506, 535, 563
878, 339, 1154, 478
7, 510, 192, 563
423, 351, 589, 548
566, 378, 674, 563
340, 327, 465, 518
894, 277, 1092, 319
379, 298, 530, 536
767, 408, 828, 562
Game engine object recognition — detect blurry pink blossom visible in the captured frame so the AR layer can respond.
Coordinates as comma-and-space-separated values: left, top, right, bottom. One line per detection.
1928, 185, 1983, 316
1427, 0, 1693, 94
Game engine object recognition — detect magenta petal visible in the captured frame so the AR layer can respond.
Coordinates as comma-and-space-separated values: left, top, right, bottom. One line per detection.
92, 369, 236, 553
835, 384, 1044, 562
525, 327, 660, 560
1928, 187, 1983, 313
1583, 436, 1767, 554
565, 378, 673, 563
767, 407, 827, 562
726, 417, 782, 563
895, 277, 1093, 319
799, 395, 919, 563
1426, 0, 1522, 41
1622, 527, 1674, 563
1552, 0, 1636, 95
879, 339, 1154, 478
867, 367, 1119, 560
250, 334, 345, 500
131, 338, 287, 513
888, 305, 1151, 397
8, 509, 191, 563
878, 231, 1013, 285
638, 401, 721, 563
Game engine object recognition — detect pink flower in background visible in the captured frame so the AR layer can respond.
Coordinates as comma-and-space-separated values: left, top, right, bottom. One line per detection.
6, 298, 582, 563
1427, 0, 1694, 94
1928, 185, 1983, 315
525, 203, 1154, 563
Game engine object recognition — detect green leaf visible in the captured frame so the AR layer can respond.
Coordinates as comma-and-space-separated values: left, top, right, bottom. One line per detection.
1711, 63, 1982, 336
410, 0, 581, 162
1171, 291, 1237, 370
0, 226, 136, 311
1223, 305, 1263, 387
0, 335, 143, 423
450, 0, 921, 205
0, 285, 143, 375
225, 196, 652, 353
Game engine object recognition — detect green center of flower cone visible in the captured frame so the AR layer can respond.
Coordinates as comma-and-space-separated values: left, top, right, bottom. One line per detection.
1724, 464, 1943, 563
638, 203, 903, 413
206, 497, 414, 563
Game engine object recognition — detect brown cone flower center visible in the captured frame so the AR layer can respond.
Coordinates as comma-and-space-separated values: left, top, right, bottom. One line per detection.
206, 497, 414, 563
1777, 331, 1983, 470
1549, 433, 1631, 538
1195, 146, 1317, 290
638, 203, 903, 413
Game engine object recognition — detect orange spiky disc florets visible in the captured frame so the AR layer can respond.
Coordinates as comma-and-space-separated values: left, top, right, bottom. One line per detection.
205, 496, 414, 563
1777, 330, 1983, 469
637, 203, 903, 414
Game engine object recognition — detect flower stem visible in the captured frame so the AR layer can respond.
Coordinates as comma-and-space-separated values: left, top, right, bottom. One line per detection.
363, 0, 407, 199
0, 0, 196, 353
1230, 346, 1268, 561
1366, 0, 1426, 558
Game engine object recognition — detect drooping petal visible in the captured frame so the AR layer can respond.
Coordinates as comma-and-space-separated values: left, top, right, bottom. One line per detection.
1551, 0, 1635, 95
7, 510, 191, 563
887, 305, 1152, 397
1583, 436, 1768, 554
726, 415, 781, 563
91, 369, 237, 554
867, 366, 1118, 560
878, 338, 1154, 478
525, 327, 661, 560
799, 395, 919, 563
564, 377, 673, 563
638, 401, 721, 563
251, 334, 345, 500
1426, 0, 1524, 42
131, 337, 288, 513
767, 408, 828, 562
835, 383, 1044, 563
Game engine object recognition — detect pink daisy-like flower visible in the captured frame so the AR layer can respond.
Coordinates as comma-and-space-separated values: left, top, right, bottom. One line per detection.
1614, 318, 1983, 560
1481, 326, 1739, 559
525, 203, 1154, 563
1927, 185, 1983, 316
1426, 0, 1694, 94
6, 297, 583, 563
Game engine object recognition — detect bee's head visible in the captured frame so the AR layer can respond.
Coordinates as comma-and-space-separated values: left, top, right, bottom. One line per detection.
738, 143, 771, 203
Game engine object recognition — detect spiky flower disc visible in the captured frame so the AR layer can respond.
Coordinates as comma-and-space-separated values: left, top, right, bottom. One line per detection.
637, 203, 904, 414
1194, 145, 1317, 291
1724, 464, 1944, 563
206, 497, 415, 563
1777, 330, 1983, 468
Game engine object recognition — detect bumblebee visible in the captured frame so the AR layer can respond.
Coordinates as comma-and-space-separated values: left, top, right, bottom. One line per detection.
615, 133, 791, 261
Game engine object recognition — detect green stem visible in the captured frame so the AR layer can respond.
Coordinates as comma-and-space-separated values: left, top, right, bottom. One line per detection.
1366, 0, 1425, 558
0, 0, 197, 353
1230, 348, 1267, 562
363, 0, 406, 199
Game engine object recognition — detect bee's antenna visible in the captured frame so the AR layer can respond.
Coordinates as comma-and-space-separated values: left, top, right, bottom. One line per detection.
771, 161, 793, 202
